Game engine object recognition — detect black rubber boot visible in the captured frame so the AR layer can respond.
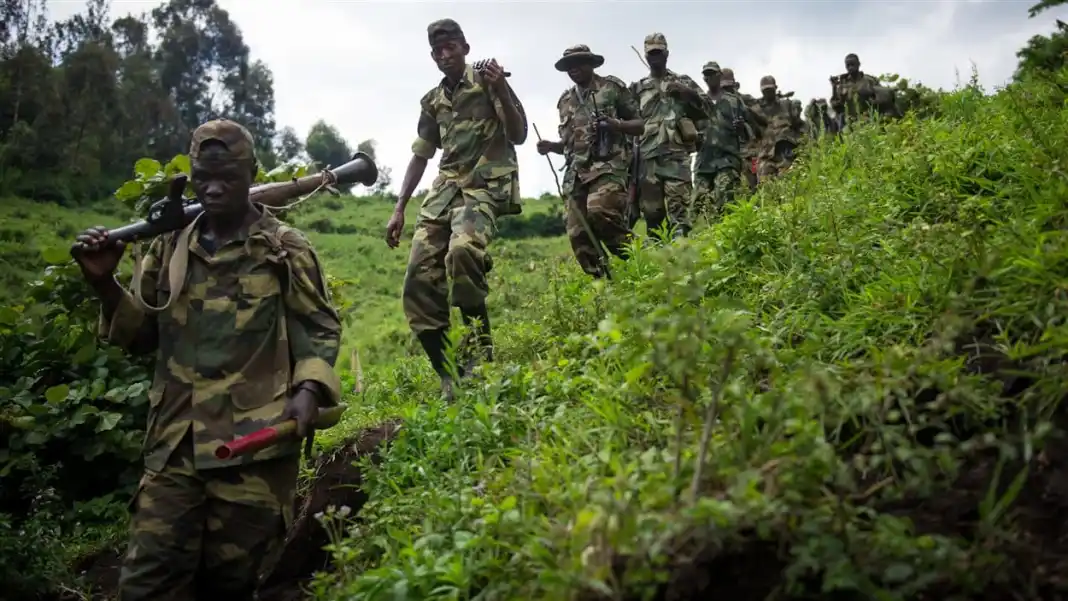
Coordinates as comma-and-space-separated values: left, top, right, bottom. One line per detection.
460, 305, 493, 374
416, 327, 455, 401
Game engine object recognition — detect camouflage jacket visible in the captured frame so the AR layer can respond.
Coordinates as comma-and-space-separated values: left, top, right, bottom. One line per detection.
557, 73, 638, 189
412, 64, 520, 219
629, 70, 706, 161
694, 90, 757, 175
751, 97, 806, 159
831, 71, 884, 121
735, 92, 763, 159
98, 208, 342, 471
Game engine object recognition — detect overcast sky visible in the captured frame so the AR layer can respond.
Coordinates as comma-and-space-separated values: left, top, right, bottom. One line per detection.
48, 0, 1066, 198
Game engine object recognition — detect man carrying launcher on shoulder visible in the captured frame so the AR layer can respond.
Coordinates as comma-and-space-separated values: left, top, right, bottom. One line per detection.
537, 44, 643, 279
71, 119, 343, 600
385, 19, 527, 400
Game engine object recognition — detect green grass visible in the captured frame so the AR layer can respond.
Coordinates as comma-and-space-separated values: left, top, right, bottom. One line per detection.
302, 72, 1068, 601
0, 198, 135, 302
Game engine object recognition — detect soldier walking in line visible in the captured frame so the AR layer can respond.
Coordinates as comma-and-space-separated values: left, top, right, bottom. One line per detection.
72, 119, 343, 601
721, 67, 762, 192
537, 44, 643, 278
751, 75, 806, 183
629, 33, 707, 239
384, 19, 527, 400
692, 61, 759, 222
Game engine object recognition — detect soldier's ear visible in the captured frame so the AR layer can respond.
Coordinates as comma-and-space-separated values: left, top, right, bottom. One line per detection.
461, 42, 470, 57
249, 160, 258, 180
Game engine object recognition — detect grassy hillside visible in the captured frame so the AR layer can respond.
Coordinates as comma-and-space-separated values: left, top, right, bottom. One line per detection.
4, 68, 1068, 601
300, 72, 1068, 601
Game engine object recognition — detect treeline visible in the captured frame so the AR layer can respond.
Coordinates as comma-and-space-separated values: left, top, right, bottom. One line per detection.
0, 0, 391, 205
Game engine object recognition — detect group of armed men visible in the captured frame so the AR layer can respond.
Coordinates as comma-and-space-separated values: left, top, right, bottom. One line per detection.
66, 18, 901, 601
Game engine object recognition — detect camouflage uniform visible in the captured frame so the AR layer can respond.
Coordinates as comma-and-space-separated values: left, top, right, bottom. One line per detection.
629, 33, 706, 238
554, 45, 639, 277
692, 61, 757, 221
405, 20, 522, 335
830, 54, 898, 127
805, 98, 839, 139
752, 75, 806, 182
101, 120, 343, 600
722, 67, 761, 191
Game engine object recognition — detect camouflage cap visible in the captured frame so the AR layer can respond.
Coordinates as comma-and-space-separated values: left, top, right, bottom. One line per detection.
189, 119, 255, 162
720, 67, 737, 86
555, 44, 605, 71
701, 61, 721, 74
644, 32, 667, 52
760, 75, 777, 90
428, 18, 465, 46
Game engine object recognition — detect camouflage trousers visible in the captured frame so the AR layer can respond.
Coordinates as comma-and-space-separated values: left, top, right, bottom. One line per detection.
639, 155, 692, 238
692, 169, 740, 222
403, 179, 503, 333
118, 431, 298, 601
566, 173, 631, 277
757, 141, 797, 183
756, 155, 795, 182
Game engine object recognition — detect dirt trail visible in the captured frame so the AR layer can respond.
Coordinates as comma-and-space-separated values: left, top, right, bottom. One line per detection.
63, 420, 401, 601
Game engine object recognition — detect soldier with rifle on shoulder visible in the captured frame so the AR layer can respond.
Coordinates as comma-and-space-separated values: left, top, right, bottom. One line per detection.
537, 44, 643, 279
384, 18, 527, 401
71, 119, 344, 601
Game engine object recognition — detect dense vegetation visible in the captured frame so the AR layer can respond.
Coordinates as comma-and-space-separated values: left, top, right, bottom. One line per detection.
2, 0, 1068, 600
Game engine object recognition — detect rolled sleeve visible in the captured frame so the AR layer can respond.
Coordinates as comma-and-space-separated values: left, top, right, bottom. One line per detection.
412, 97, 440, 160
412, 136, 437, 160
284, 244, 343, 408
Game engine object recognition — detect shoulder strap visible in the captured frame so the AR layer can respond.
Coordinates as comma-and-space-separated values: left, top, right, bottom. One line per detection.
130, 213, 202, 314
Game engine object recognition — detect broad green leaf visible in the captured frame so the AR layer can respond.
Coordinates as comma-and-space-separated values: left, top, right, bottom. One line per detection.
0, 306, 19, 325
9, 415, 35, 430
134, 157, 162, 178
114, 179, 144, 201
96, 412, 122, 433
44, 384, 70, 403
165, 154, 191, 175
41, 246, 72, 265
73, 342, 97, 364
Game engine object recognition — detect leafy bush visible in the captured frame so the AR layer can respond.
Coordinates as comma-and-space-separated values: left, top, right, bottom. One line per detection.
308, 70, 1068, 600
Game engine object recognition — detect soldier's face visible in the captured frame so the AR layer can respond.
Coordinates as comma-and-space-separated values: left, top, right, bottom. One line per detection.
191, 145, 253, 217
703, 71, 721, 89
762, 87, 777, 101
567, 64, 593, 85
431, 38, 468, 77
646, 49, 667, 70
845, 59, 859, 75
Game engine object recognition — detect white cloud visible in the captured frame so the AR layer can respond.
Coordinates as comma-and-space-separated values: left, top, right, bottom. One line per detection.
46, 0, 1067, 198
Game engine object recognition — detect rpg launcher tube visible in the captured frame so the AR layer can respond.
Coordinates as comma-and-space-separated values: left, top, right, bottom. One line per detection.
214, 404, 347, 460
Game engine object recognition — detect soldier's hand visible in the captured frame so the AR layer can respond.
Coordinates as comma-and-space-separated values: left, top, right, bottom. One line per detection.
536, 140, 553, 155
600, 117, 622, 131
385, 210, 405, 249
72, 226, 125, 284
481, 59, 508, 95
281, 389, 319, 439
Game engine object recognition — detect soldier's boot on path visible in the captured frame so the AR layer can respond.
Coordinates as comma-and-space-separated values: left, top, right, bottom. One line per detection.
460, 305, 493, 377
416, 327, 455, 402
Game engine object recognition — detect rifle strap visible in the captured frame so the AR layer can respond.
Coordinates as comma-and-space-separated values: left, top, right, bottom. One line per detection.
130, 213, 203, 315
